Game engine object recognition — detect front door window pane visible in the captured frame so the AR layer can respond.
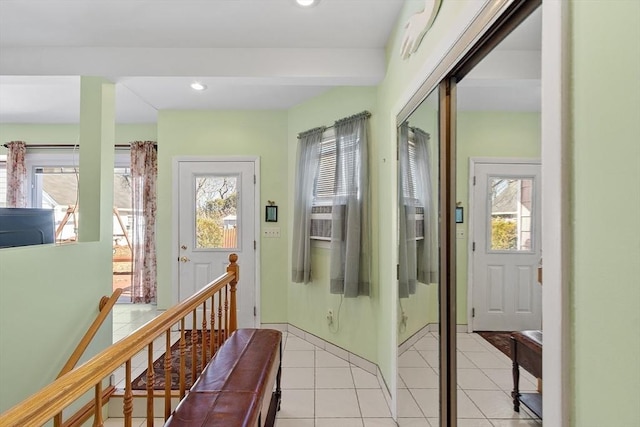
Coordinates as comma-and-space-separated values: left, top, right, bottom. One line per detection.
195, 175, 238, 249
489, 177, 534, 251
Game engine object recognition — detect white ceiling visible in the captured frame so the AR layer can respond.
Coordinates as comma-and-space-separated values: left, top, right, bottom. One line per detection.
458, 7, 541, 112
0, 0, 541, 124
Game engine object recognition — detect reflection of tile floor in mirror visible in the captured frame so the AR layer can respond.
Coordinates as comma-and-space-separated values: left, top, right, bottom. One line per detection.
399, 332, 541, 426
279, 331, 542, 427
111, 306, 542, 426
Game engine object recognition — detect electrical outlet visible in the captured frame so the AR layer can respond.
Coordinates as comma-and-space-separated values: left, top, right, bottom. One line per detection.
262, 227, 281, 238
327, 309, 334, 325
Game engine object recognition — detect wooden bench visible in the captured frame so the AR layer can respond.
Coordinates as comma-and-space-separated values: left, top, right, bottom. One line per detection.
510, 330, 542, 419
165, 329, 282, 427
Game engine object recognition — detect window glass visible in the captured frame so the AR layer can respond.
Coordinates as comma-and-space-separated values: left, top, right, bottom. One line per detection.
194, 175, 238, 249
314, 130, 337, 204
489, 177, 534, 251
35, 166, 80, 242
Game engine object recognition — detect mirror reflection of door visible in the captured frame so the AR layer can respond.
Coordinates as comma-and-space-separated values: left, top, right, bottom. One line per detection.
471, 162, 542, 331
396, 88, 441, 422
454, 5, 542, 424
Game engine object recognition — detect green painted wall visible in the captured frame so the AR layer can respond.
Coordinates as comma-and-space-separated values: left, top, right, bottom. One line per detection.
78, 77, 115, 242
456, 111, 541, 325
287, 87, 380, 362
0, 243, 111, 411
571, 1, 640, 425
155, 110, 289, 323
375, 0, 482, 384
0, 79, 117, 411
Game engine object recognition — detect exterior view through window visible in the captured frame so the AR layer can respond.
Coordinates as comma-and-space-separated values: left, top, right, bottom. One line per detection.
195, 175, 238, 249
31, 164, 134, 300
489, 177, 534, 251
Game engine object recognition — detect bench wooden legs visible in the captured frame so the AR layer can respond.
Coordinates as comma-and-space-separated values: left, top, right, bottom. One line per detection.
511, 338, 521, 412
264, 340, 282, 427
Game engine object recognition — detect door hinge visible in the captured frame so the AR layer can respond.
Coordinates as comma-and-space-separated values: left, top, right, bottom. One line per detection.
396, 264, 400, 280
472, 308, 475, 318
253, 306, 257, 316
472, 242, 476, 251
254, 240, 256, 250
473, 176, 476, 185
254, 175, 256, 184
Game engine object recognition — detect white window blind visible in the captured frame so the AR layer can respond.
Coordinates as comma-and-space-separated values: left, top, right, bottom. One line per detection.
401, 131, 425, 239
314, 129, 336, 203
309, 127, 364, 240
310, 130, 335, 239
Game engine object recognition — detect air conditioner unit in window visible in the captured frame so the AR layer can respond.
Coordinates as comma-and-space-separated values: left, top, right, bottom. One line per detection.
310, 205, 332, 240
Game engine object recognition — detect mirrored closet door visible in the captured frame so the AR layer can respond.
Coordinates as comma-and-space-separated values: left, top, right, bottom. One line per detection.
395, 1, 543, 426
396, 87, 441, 423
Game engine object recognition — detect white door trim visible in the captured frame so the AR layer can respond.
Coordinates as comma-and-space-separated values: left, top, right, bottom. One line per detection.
171, 156, 261, 326
467, 157, 541, 333
541, 1, 570, 424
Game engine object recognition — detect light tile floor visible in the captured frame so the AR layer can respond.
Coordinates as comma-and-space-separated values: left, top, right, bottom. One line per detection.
111, 303, 168, 389
112, 303, 160, 344
111, 305, 542, 426
103, 418, 165, 427
399, 332, 541, 426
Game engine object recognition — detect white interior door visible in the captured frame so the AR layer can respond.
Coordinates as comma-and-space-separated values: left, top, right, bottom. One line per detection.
177, 160, 256, 328
471, 161, 542, 331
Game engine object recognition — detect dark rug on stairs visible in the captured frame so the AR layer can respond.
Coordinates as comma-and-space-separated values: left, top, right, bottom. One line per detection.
476, 331, 514, 359
131, 330, 219, 390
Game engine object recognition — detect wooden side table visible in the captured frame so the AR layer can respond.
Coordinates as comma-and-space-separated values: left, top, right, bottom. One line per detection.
510, 330, 543, 418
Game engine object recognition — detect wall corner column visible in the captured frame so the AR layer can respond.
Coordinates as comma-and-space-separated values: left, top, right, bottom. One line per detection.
78, 76, 115, 242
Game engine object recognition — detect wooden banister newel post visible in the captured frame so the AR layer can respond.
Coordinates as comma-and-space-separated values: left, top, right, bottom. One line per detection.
227, 253, 239, 334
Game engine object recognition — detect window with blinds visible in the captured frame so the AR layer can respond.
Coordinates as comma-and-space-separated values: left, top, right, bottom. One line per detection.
314, 130, 337, 204
310, 130, 336, 240
401, 131, 425, 240
309, 128, 364, 240
401, 139, 419, 204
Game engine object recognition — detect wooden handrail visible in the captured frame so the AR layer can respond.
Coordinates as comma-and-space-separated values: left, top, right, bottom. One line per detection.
58, 289, 123, 379
53, 289, 123, 427
0, 254, 239, 427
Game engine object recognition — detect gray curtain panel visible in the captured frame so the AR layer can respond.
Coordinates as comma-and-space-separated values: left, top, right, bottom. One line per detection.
329, 112, 371, 297
398, 125, 437, 298
398, 123, 417, 298
413, 127, 438, 285
291, 127, 324, 283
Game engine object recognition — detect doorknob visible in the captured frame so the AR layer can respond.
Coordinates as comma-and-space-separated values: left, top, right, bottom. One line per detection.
179, 256, 190, 263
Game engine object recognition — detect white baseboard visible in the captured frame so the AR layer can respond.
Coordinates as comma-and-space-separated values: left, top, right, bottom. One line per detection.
398, 323, 470, 354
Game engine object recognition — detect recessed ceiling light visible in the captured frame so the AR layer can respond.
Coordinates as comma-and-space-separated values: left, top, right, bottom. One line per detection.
190, 82, 207, 91
296, 0, 318, 7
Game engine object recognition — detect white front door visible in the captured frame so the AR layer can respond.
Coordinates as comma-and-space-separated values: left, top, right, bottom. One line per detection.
177, 159, 257, 328
471, 161, 542, 331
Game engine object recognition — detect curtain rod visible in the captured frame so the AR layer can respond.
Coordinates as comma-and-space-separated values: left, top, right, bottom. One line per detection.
2, 143, 157, 149
297, 110, 371, 139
